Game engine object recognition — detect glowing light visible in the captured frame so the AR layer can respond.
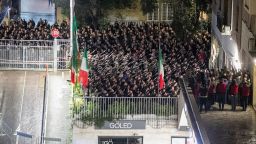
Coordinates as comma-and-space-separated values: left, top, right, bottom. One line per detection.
234, 60, 241, 70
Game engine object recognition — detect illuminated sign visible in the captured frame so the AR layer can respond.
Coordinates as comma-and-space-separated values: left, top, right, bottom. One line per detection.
109, 122, 133, 129
95, 120, 146, 129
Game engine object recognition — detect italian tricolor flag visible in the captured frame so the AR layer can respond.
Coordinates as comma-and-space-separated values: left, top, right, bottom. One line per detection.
79, 48, 89, 88
71, 16, 78, 84
158, 48, 165, 90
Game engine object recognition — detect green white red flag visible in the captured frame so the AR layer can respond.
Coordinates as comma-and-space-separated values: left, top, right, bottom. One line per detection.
71, 16, 78, 84
79, 48, 89, 88
158, 48, 165, 90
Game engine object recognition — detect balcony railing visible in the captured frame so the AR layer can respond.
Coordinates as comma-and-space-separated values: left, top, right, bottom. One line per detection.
179, 78, 210, 144
72, 97, 178, 128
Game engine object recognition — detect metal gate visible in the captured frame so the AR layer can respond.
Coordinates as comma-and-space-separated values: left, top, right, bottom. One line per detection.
0, 39, 70, 71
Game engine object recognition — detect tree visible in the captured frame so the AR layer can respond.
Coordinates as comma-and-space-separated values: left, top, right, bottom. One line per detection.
169, 0, 211, 38
54, 0, 158, 25
54, 0, 135, 25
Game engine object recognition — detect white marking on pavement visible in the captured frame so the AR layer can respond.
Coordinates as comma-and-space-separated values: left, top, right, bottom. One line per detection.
44, 73, 49, 138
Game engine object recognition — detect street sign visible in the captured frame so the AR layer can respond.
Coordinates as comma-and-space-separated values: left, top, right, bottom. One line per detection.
51, 29, 60, 38
16, 131, 32, 138
44, 137, 61, 142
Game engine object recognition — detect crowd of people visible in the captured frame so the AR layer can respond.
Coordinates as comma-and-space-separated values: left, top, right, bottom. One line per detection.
82, 22, 211, 97
0, 19, 216, 98
0, 18, 253, 111
189, 67, 252, 112
0, 18, 69, 40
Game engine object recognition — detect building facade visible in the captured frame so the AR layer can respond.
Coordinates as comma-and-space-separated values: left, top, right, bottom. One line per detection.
211, 0, 256, 107
210, 0, 241, 70
241, 0, 256, 108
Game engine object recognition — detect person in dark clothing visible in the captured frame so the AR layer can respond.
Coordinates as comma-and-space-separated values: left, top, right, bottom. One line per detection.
0, 20, 212, 98
207, 77, 216, 109
241, 81, 250, 111
216, 79, 227, 110
199, 84, 208, 112
229, 79, 239, 111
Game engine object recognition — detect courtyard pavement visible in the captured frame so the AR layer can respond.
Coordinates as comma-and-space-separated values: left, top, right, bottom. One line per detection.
201, 104, 256, 144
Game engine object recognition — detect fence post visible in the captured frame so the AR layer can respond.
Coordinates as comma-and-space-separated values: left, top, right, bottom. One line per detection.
53, 38, 58, 72
40, 74, 48, 144
22, 46, 25, 69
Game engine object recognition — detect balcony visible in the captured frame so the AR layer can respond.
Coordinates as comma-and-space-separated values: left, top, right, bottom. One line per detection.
217, 14, 231, 35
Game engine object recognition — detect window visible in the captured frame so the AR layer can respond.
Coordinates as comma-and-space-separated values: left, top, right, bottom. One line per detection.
171, 136, 192, 144
167, 3, 174, 20
244, 0, 249, 10
236, 5, 239, 31
249, 38, 256, 51
147, 12, 154, 21
223, 0, 228, 25
161, 3, 174, 21
148, 3, 173, 21
147, 3, 159, 21
218, 0, 221, 11
251, 16, 256, 35
162, 3, 168, 20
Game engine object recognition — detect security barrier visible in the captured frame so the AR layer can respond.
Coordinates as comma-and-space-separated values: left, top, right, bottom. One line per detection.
0, 39, 70, 71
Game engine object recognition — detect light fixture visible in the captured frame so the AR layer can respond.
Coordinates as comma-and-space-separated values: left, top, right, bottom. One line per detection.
234, 59, 241, 70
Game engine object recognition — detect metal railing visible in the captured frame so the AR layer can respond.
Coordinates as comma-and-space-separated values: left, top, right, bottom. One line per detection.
0, 39, 70, 71
17, 136, 70, 144
73, 97, 178, 128
179, 77, 210, 144
112, 20, 172, 26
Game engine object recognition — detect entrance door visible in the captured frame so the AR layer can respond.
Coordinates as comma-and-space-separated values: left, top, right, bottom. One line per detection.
98, 136, 143, 144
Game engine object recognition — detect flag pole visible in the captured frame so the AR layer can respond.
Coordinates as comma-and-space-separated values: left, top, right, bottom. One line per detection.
158, 18, 161, 97
70, 0, 73, 57
70, 0, 74, 119
87, 48, 90, 97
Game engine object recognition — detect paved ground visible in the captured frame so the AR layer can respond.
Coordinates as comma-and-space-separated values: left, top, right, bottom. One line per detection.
45, 71, 72, 143
0, 71, 71, 144
0, 71, 45, 144
201, 104, 256, 144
